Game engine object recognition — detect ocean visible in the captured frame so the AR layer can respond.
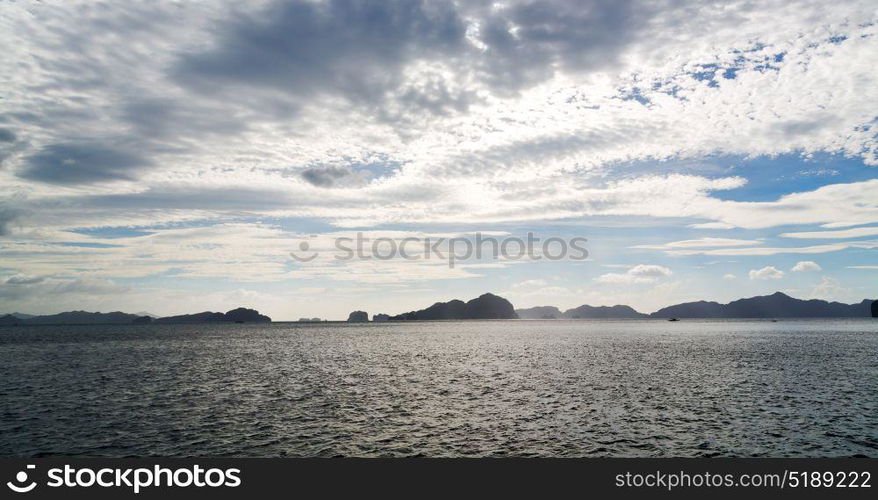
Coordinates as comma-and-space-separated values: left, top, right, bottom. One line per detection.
1, 319, 876, 457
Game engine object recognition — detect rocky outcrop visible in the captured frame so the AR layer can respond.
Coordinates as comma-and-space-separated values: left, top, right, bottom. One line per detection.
347, 311, 369, 322
873, 300, 877, 318
131, 315, 153, 324
372, 313, 390, 322
390, 293, 518, 320
153, 311, 226, 324
465, 293, 518, 319
224, 307, 271, 323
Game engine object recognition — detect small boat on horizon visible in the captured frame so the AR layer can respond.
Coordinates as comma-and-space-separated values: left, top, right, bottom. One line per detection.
668, 318, 679, 322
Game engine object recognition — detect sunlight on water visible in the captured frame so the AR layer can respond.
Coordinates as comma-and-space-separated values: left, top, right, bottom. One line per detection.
1, 320, 876, 457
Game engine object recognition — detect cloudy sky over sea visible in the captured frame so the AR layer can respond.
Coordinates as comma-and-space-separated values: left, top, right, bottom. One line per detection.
1, 0, 877, 319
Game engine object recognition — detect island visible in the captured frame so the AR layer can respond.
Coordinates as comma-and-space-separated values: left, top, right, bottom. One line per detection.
347, 311, 369, 322
0, 307, 272, 325
649, 292, 874, 318
390, 293, 518, 320
514, 292, 876, 319
154, 308, 271, 324
517, 304, 645, 319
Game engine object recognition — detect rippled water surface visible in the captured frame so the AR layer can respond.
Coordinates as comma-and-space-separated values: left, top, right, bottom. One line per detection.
1, 320, 876, 457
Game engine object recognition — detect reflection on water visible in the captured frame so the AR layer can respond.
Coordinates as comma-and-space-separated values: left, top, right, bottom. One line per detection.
1, 319, 876, 457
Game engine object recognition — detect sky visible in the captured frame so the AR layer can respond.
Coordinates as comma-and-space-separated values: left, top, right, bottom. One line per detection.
1, 0, 877, 320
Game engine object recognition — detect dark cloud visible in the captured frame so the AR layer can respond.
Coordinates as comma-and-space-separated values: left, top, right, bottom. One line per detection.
475, 0, 643, 93
173, 0, 644, 111
121, 97, 254, 142
299, 165, 375, 188
19, 143, 152, 184
80, 186, 301, 211
4, 275, 45, 285
174, 0, 469, 115
0, 128, 16, 143
301, 166, 353, 187
0, 203, 21, 236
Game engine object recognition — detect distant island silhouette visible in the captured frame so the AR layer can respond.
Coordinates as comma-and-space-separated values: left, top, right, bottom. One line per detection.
2, 293, 876, 326
516, 304, 646, 319
649, 292, 874, 318
387, 293, 518, 320
346, 311, 369, 322
517, 292, 876, 319
0, 307, 270, 326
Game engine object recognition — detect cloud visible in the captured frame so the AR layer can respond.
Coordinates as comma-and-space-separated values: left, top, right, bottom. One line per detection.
847, 265, 878, 270
660, 241, 878, 256
299, 166, 372, 188
0, 274, 127, 300
19, 143, 152, 184
633, 237, 762, 251
723, 274, 736, 280
3, 274, 45, 285
173, 0, 471, 119
809, 276, 849, 301
688, 222, 736, 229
596, 264, 671, 284
791, 261, 821, 272
781, 226, 878, 239
0, 128, 16, 143
0, 202, 21, 236
749, 266, 784, 280
512, 279, 548, 289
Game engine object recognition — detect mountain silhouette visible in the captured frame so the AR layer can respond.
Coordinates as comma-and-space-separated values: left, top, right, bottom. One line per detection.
391, 293, 518, 320
154, 308, 271, 324
15, 311, 142, 325
0, 314, 24, 326
515, 306, 563, 319
0, 307, 272, 325
347, 311, 369, 322
650, 292, 873, 318
562, 304, 647, 319
515, 292, 875, 319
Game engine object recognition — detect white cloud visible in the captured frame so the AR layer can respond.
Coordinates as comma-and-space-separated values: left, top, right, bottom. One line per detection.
723, 274, 736, 280
781, 226, 878, 239
688, 222, 737, 229
749, 266, 785, 280
847, 265, 878, 270
633, 237, 762, 251
660, 241, 878, 256
791, 261, 822, 272
512, 279, 548, 289
809, 276, 850, 301
596, 264, 672, 284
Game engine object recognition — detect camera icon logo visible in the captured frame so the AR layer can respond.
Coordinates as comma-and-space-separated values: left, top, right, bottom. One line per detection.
6, 465, 37, 493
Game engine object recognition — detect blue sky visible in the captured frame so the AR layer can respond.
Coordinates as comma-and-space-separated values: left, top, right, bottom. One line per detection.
1, 0, 877, 319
